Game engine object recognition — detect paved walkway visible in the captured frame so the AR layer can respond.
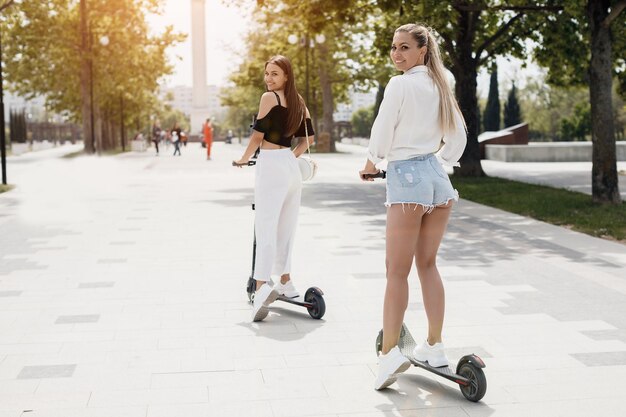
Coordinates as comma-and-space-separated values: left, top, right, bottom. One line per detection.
1, 142, 625, 416
481, 160, 626, 199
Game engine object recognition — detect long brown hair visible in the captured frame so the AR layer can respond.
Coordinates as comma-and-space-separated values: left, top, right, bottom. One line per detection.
395, 24, 466, 134
265, 55, 305, 136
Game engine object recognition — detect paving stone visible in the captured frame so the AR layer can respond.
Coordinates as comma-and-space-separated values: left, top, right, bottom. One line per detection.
570, 351, 626, 366
55, 315, 100, 324
17, 364, 77, 379
78, 282, 115, 289
0, 291, 23, 297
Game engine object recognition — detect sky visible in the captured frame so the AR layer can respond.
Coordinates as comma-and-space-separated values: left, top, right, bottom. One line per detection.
146, 0, 541, 99
146, 0, 252, 87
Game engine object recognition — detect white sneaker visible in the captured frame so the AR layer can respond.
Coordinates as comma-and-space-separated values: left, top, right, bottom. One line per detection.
274, 280, 300, 298
374, 346, 411, 390
413, 340, 449, 368
251, 283, 279, 322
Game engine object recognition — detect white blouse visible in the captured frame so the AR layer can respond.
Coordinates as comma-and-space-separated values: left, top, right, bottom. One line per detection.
367, 65, 467, 167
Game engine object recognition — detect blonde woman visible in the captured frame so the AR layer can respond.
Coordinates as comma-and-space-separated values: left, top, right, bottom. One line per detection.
359, 24, 467, 390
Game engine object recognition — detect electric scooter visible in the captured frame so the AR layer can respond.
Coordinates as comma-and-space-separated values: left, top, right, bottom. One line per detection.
233, 157, 326, 320
375, 324, 486, 402
364, 170, 487, 402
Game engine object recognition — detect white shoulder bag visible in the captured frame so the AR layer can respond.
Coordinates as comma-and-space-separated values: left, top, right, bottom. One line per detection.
297, 114, 317, 182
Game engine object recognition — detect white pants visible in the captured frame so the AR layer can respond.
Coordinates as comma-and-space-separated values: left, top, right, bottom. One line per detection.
254, 148, 302, 282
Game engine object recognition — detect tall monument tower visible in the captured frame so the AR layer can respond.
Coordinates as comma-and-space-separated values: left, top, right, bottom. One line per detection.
190, 0, 210, 134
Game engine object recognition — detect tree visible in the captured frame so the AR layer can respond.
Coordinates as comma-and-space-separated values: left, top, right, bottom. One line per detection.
534, 0, 625, 204
3, 0, 184, 154
374, 1, 563, 176
351, 105, 375, 137
516, 76, 626, 142
483, 68, 501, 131
225, 0, 372, 151
560, 102, 591, 142
0, 1, 16, 12
503, 82, 522, 127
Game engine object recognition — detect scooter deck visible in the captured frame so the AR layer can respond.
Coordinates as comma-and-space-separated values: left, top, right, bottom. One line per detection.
276, 294, 315, 308
397, 324, 469, 383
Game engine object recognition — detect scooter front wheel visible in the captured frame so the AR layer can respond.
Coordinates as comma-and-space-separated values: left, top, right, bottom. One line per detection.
375, 330, 383, 356
246, 277, 255, 304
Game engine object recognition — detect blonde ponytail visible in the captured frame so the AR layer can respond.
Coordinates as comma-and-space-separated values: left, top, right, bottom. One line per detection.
396, 24, 466, 134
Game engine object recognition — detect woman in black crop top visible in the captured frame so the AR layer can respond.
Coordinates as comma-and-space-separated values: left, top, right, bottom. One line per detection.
234, 55, 315, 322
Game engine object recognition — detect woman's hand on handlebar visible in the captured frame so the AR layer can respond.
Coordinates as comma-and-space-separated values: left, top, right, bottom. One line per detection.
361, 170, 386, 180
359, 168, 380, 181
360, 159, 380, 181
232, 158, 249, 167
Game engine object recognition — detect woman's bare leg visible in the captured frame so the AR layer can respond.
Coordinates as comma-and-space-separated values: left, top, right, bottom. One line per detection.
415, 202, 452, 344
381, 205, 424, 354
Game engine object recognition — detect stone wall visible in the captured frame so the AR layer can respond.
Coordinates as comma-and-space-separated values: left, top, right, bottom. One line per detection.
485, 141, 626, 162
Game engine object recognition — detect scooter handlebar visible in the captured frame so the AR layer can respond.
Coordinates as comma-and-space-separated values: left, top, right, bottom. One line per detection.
232, 160, 257, 167
361, 170, 386, 180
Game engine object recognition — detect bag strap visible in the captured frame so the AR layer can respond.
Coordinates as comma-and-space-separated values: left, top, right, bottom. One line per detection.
303, 110, 311, 157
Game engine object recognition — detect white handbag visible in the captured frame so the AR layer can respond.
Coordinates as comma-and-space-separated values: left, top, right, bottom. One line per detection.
297, 114, 317, 181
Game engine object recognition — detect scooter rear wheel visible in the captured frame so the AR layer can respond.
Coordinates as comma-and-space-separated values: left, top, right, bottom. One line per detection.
305, 291, 326, 319
458, 363, 487, 402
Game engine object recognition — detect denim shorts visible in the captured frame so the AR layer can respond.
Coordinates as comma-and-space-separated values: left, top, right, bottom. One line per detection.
385, 153, 459, 212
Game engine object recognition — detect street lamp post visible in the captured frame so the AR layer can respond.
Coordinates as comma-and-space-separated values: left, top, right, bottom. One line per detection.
120, 94, 125, 152
89, 32, 109, 154
0, 0, 21, 185
288, 33, 325, 106
0, 20, 8, 185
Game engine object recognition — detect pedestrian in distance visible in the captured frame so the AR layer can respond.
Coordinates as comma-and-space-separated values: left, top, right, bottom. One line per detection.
171, 122, 182, 156
226, 129, 234, 144
203, 118, 214, 160
152, 119, 162, 156
233, 55, 315, 322
359, 23, 467, 390
181, 131, 188, 147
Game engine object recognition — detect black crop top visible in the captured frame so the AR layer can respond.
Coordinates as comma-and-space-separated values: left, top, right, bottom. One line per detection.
252, 92, 315, 148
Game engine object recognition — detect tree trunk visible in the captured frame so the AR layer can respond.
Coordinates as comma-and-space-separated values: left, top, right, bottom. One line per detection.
79, 0, 94, 154
317, 43, 336, 152
101, 114, 114, 151
452, 10, 485, 177
588, 0, 621, 204
373, 82, 385, 120
94, 104, 102, 154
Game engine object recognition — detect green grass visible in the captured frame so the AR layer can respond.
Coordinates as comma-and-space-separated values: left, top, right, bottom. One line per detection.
0, 184, 14, 194
451, 176, 626, 242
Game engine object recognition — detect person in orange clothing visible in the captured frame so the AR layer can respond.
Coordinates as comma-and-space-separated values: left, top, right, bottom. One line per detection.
203, 118, 214, 160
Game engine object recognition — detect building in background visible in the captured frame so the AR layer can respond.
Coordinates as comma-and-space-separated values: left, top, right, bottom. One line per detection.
4, 93, 47, 122
333, 88, 377, 122
189, 0, 210, 134
161, 85, 225, 128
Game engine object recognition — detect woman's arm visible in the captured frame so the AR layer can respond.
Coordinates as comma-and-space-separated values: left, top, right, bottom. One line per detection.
437, 107, 467, 166
361, 76, 403, 180
366, 76, 404, 166
234, 130, 264, 166
234, 93, 276, 166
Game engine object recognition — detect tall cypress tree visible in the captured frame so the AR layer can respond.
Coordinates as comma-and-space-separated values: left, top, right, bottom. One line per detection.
483, 68, 501, 132
504, 83, 522, 127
